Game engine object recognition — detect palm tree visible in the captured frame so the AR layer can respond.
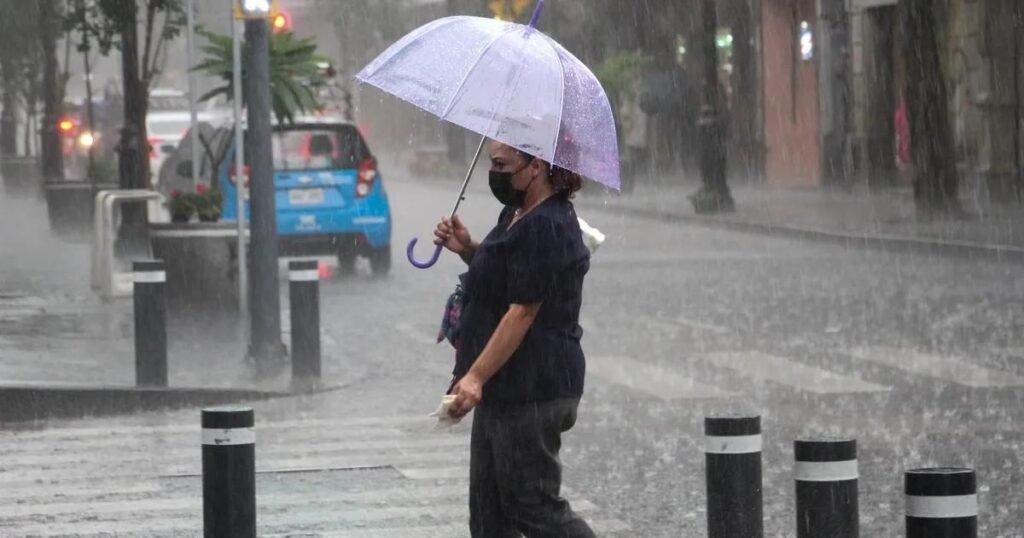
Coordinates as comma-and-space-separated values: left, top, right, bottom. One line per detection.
193, 29, 328, 124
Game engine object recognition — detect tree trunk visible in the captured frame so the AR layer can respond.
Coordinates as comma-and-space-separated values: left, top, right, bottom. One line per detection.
0, 59, 17, 156
38, 0, 63, 180
901, 0, 961, 214
116, 0, 149, 255
83, 48, 96, 180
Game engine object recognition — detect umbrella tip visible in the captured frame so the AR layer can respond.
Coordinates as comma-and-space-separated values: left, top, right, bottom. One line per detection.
527, 0, 545, 28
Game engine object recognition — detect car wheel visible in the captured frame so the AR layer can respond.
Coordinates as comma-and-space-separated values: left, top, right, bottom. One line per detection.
369, 247, 391, 276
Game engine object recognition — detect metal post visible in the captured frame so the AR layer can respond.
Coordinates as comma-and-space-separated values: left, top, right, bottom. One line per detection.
202, 406, 256, 538
705, 414, 763, 538
905, 468, 977, 538
186, 0, 200, 186
794, 437, 859, 538
244, 16, 286, 363
693, 0, 734, 214
133, 260, 167, 387
231, 12, 249, 327
288, 260, 321, 383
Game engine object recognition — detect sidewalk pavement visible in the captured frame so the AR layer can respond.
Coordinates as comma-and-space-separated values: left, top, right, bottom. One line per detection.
578, 176, 1024, 258
0, 189, 302, 393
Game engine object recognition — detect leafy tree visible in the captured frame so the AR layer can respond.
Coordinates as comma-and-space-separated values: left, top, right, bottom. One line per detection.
0, 0, 42, 156
94, 0, 187, 188
193, 29, 327, 125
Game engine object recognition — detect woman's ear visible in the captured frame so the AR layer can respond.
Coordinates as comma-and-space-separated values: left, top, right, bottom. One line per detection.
530, 158, 546, 179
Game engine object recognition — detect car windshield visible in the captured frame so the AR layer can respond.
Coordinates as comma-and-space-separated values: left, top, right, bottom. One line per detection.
270, 126, 364, 171
149, 119, 191, 137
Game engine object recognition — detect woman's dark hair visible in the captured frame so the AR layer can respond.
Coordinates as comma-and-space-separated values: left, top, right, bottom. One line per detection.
513, 149, 583, 201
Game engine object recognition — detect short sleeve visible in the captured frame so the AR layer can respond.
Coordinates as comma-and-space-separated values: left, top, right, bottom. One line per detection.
506, 215, 565, 304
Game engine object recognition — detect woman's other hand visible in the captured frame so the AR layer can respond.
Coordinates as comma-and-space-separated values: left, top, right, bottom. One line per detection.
449, 372, 483, 418
434, 215, 472, 255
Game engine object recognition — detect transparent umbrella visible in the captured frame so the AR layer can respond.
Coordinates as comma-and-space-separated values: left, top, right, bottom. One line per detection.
356, 0, 620, 268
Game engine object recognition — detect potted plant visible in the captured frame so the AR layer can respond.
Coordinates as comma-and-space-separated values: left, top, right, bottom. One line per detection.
168, 183, 222, 223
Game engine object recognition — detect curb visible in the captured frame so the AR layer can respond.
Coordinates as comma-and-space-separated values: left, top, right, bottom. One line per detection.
0, 383, 315, 424
599, 203, 1024, 263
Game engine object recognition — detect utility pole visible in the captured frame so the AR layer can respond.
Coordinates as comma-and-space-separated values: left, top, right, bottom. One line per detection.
186, 0, 200, 186
241, 1, 286, 363
691, 0, 734, 214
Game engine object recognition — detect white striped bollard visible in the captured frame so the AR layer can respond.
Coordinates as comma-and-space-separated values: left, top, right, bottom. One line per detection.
905, 467, 977, 538
133, 260, 167, 386
202, 406, 256, 538
705, 414, 763, 538
288, 260, 321, 382
794, 437, 858, 537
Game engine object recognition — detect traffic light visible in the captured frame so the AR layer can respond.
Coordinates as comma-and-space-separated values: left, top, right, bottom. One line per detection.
488, 0, 531, 21
271, 11, 290, 33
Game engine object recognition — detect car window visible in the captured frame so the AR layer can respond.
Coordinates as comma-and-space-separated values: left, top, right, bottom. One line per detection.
149, 119, 192, 137
150, 95, 190, 111
265, 126, 366, 171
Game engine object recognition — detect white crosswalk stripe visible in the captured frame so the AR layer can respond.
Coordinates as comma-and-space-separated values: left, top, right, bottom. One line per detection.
703, 350, 891, 394
849, 346, 1024, 388
0, 413, 629, 536
587, 355, 738, 400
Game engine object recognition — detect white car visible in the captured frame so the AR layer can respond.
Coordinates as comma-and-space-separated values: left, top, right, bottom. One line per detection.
147, 89, 224, 185
147, 111, 195, 185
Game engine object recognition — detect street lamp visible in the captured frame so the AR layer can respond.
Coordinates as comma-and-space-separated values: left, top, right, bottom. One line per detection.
237, 0, 287, 364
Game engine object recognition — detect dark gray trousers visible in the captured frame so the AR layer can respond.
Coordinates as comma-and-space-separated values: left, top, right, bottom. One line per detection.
469, 398, 596, 538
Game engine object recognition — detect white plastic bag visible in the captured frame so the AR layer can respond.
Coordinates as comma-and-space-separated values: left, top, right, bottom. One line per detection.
578, 217, 606, 254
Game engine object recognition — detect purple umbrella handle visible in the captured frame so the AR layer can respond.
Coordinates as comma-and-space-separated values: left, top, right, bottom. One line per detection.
407, 238, 444, 269
528, 0, 545, 28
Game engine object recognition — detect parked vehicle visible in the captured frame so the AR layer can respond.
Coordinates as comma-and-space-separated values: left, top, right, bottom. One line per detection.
173, 116, 393, 275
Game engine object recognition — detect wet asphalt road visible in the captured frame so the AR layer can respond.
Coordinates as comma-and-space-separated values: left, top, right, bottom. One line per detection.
1, 171, 1023, 536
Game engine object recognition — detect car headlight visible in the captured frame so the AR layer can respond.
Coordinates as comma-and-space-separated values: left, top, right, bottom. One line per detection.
78, 132, 95, 148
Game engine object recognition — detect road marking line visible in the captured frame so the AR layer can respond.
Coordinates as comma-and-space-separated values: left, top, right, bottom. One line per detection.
849, 346, 1024, 388
0, 435, 470, 469
587, 355, 737, 400
0, 414, 441, 442
704, 351, 890, 394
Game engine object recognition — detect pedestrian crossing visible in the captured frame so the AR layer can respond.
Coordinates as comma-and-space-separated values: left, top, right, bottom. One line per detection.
584, 346, 1024, 401
0, 413, 630, 537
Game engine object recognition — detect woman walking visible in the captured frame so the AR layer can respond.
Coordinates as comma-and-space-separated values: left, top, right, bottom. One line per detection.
434, 140, 596, 538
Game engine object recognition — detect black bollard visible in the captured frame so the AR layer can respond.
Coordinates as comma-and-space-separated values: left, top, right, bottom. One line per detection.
288, 260, 321, 381
202, 406, 256, 538
905, 467, 977, 538
794, 437, 859, 538
133, 260, 167, 386
705, 414, 763, 538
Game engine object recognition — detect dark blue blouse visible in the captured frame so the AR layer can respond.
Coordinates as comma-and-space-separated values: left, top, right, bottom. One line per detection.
454, 196, 591, 404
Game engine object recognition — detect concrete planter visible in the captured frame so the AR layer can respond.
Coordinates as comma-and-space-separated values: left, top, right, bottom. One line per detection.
1, 155, 41, 197
44, 180, 115, 240
149, 222, 241, 311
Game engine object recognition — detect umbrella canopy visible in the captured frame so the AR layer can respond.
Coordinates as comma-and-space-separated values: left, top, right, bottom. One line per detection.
357, 13, 620, 190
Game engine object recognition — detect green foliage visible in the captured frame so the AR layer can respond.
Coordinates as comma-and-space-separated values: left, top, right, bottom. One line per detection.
194, 29, 329, 125
92, 0, 186, 57
594, 50, 650, 103
87, 153, 119, 184
168, 183, 222, 222
0, 0, 42, 100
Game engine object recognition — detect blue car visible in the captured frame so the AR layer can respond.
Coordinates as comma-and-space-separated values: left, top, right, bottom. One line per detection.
216, 118, 392, 275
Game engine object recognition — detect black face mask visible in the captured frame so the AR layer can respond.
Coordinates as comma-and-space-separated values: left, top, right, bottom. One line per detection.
489, 162, 534, 208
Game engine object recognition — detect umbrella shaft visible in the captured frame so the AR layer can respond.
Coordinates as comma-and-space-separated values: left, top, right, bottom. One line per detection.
450, 135, 488, 218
